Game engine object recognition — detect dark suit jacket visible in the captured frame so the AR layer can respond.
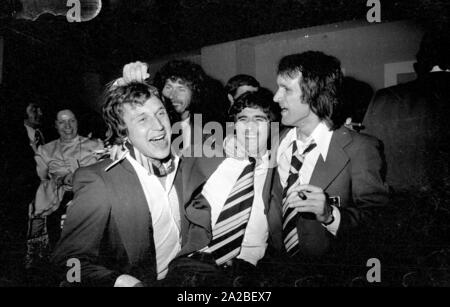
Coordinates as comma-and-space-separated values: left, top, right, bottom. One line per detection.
268, 126, 389, 259
177, 154, 280, 259
363, 72, 450, 192
51, 157, 194, 287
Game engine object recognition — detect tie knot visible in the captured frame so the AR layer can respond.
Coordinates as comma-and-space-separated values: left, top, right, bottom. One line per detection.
302, 141, 317, 155
292, 140, 317, 157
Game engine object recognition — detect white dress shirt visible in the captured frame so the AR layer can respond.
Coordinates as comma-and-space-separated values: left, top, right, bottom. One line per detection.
126, 154, 181, 280
201, 153, 270, 266
180, 116, 191, 150
277, 122, 341, 235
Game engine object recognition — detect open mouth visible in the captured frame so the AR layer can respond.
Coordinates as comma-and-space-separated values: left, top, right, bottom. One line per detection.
149, 134, 167, 145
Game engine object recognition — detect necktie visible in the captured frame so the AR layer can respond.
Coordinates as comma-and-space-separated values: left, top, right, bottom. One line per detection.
282, 141, 317, 256
125, 141, 175, 177
208, 158, 256, 265
34, 129, 44, 147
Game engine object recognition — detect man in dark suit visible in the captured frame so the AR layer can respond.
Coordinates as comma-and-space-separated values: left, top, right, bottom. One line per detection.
165, 90, 281, 287
268, 51, 389, 284
363, 29, 450, 193
51, 82, 204, 287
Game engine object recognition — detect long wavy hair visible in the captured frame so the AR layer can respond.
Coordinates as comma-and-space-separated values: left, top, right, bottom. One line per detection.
153, 59, 206, 122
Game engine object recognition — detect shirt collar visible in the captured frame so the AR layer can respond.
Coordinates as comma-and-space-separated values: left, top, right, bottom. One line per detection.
278, 121, 333, 162
307, 121, 333, 161
104, 144, 180, 172
180, 116, 191, 127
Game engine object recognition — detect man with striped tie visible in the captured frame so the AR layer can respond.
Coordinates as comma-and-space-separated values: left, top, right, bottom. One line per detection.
270, 51, 389, 284
165, 90, 280, 287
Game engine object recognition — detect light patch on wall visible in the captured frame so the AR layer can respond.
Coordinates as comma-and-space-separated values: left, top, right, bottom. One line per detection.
384, 61, 416, 87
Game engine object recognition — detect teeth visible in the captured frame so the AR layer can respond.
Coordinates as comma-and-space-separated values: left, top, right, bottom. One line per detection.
151, 135, 165, 141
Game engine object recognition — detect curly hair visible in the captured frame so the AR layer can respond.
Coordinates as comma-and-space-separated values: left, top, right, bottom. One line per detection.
153, 60, 206, 115
102, 81, 161, 146
277, 51, 345, 130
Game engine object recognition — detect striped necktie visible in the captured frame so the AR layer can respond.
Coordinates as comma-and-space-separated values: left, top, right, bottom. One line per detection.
282, 141, 317, 256
208, 158, 256, 265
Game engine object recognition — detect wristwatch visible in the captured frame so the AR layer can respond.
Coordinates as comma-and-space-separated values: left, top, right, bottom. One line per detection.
322, 204, 335, 226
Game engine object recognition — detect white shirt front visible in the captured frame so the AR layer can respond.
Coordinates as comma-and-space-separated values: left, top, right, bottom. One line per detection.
201, 154, 270, 266
180, 116, 191, 150
277, 122, 340, 235
126, 154, 181, 280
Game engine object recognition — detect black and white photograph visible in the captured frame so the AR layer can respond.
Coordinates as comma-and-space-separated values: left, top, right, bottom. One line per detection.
0, 0, 449, 293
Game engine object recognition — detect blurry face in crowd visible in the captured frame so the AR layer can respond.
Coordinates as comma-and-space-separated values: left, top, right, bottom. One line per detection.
162, 79, 193, 119
235, 107, 270, 157
55, 109, 78, 142
122, 96, 172, 160
234, 85, 258, 101
273, 74, 313, 127
26, 103, 43, 128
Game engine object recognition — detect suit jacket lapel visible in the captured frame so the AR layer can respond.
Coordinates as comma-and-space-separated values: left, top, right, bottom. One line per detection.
262, 127, 290, 212
109, 159, 153, 264
309, 127, 351, 190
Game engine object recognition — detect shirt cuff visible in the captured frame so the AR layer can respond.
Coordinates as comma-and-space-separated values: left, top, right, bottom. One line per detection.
322, 205, 340, 236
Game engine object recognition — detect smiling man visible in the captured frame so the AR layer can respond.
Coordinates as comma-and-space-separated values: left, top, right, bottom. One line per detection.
164, 90, 280, 287
269, 51, 389, 283
122, 60, 208, 155
52, 82, 187, 287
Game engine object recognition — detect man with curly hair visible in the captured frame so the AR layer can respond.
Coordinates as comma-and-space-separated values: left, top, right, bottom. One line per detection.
121, 60, 209, 156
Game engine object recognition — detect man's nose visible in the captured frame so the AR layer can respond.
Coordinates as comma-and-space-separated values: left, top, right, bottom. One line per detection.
166, 89, 174, 99
247, 120, 258, 131
150, 118, 164, 130
273, 91, 281, 103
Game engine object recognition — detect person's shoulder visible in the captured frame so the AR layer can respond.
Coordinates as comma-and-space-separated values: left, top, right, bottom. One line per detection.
80, 136, 104, 147
75, 159, 112, 178
335, 126, 380, 149
373, 80, 418, 102
38, 138, 58, 154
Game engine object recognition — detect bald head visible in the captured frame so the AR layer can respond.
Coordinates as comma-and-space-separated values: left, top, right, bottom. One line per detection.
55, 109, 78, 142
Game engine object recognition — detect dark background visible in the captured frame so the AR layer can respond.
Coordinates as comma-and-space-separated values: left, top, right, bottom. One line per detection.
0, 0, 449, 287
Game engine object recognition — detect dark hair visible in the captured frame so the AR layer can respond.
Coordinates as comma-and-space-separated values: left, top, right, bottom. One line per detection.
102, 82, 161, 146
153, 59, 206, 117
277, 51, 345, 130
229, 89, 280, 123
24, 102, 42, 119
415, 30, 450, 74
224, 74, 260, 98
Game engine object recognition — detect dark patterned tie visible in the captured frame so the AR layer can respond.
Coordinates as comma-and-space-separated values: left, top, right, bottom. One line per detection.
208, 158, 256, 265
282, 141, 317, 256
34, 129, 44, 147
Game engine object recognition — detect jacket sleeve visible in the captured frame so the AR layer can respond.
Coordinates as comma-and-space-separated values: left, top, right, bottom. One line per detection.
338, 135, 390, 237
51, 167, 121, 287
